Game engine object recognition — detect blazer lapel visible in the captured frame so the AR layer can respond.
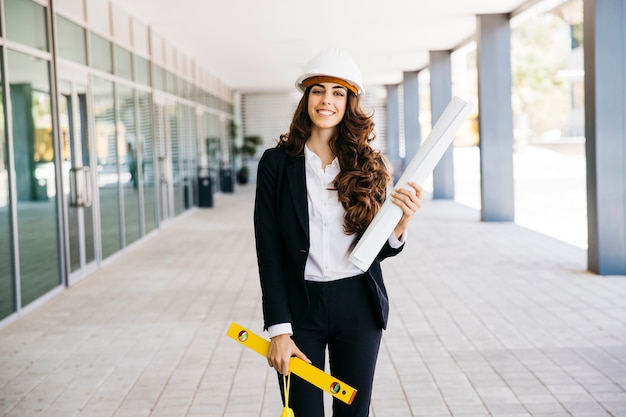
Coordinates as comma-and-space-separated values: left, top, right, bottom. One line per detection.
285, 154, 308, 237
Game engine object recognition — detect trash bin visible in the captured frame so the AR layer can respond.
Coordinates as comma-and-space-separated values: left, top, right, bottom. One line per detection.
220, 168, 234, 193
198, 176, 213, 208
183, 178, 191, 209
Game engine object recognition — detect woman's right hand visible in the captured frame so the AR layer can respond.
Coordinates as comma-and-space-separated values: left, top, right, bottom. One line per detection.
267, 334, 311, 375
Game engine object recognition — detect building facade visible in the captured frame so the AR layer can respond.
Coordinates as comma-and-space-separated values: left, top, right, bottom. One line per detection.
2, 0, 624, 328
0, 0, 234, 324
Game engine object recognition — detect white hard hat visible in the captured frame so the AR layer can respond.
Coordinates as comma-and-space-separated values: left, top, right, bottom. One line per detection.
295, 48, 365, 96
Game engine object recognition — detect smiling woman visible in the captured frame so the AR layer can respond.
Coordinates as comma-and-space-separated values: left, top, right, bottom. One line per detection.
254, 48, 423, 417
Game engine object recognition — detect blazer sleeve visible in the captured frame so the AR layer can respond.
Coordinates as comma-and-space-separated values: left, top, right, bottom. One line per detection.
376, 239, 404, 262
253, 149, 292, 330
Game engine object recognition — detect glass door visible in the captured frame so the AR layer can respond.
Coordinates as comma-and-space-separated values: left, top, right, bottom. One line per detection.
153, 100, 173, 223
59, 80, 97, 283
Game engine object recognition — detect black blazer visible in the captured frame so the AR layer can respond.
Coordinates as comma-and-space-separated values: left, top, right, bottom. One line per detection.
254, 147, 403, 331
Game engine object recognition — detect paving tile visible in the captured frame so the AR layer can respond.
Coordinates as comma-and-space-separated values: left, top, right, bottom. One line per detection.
0, 186, 625, 417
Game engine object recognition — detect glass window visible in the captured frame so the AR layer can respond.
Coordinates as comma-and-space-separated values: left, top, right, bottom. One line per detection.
77, 90, 96, 266
137, 92, 156, 233
58, 82, 95, 274
174, 105, 185, 213
5, 0, 48, 52
180, 79, 189, 100
135, 56, 151, 86
205, 113, 221, 193
190, 85, 199, 103
115, 45, 133, 81
8, 50, 61, 307
152, 64, 165, 91
117, 85, 140, 244
169, 103, 182, 215
92, 77, 120, 258
56, 15, 87, 65
0, 51, 16, 320
89, 32, 113, 73
58, 86, 80, 272
166, 71, 176, 95
180, 105, 197, 209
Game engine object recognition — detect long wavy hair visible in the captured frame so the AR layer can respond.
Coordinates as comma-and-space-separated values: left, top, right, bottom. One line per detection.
277, 87, 391, 235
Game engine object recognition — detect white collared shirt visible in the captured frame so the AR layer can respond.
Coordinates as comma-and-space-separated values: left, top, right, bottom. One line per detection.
303, 144, 363, 281
267, 145, 405, 338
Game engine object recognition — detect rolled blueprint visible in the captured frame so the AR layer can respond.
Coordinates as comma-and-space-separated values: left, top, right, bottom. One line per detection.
349, 96, 474, 270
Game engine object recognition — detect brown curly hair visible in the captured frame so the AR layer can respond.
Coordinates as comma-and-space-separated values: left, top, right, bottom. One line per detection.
277, 87, 391, 235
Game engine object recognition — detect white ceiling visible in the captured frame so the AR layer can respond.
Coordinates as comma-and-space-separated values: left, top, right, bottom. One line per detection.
110, 0, 541, 94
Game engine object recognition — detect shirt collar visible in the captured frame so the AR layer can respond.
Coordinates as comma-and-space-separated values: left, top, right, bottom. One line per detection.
304, 144, 339, 170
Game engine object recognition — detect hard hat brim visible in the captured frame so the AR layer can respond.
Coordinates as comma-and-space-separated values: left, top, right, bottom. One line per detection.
301, 76, 359, 95
296, 73, 365, 96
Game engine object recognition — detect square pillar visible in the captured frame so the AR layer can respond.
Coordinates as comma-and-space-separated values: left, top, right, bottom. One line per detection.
584, 0, 626, 275
476, 14, 515, 221
403, 71, 421, 163
385, 84, 402, 182
430, 50, 454, 199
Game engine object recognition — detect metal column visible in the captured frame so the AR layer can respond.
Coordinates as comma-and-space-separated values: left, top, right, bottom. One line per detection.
403, 71, 421, 163
584, 0, 626, 275
430, 50, 454, 199
476, 14, 515, 221
385, 84, 402, 182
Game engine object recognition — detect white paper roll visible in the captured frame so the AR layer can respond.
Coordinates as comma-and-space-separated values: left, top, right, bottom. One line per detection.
349, 96, 474, 270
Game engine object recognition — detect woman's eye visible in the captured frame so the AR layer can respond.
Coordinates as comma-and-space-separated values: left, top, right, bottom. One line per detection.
334, 91, 345, 97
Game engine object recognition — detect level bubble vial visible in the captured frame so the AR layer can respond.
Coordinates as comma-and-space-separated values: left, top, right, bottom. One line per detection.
238, 330, 248, 342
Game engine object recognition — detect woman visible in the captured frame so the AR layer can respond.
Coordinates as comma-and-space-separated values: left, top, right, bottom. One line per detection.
254, 48, 422, 417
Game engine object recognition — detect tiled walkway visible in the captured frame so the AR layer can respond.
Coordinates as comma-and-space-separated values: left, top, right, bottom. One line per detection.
1, 185, 625, 417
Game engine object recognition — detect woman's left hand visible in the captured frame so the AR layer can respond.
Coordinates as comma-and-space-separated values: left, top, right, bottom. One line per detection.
391, 181, 422, 239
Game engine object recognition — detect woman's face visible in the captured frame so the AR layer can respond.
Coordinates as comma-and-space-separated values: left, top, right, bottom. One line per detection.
307, 82, 348, 132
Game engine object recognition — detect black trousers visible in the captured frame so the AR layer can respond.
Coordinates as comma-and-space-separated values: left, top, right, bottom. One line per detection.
280, 274, 383, 417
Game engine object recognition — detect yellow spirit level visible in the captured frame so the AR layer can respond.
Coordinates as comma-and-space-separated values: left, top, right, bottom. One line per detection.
226, 322, 357, 405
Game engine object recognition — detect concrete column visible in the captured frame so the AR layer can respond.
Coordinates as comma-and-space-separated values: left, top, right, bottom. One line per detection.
403, 71, 421, 163
584, 0, 626, 275
385, 84, 402, 182
430, 50, 454, 199
476, 14, 515, 221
